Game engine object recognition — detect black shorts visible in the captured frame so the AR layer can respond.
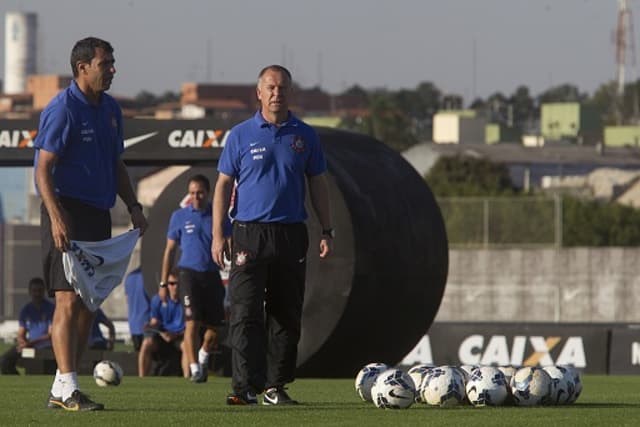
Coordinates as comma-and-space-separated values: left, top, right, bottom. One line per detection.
179, 268, 225, 327
40, 197, 111, 297
131, 334, 144, 352
145, 333, 183, 357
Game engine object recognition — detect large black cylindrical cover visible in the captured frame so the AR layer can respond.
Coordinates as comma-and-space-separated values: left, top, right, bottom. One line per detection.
141, 128, 448, 377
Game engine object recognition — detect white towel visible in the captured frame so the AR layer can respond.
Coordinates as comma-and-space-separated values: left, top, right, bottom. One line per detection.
62, 229, 140, 312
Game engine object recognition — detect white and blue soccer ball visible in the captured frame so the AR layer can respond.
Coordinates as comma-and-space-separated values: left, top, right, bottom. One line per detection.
460, 364, 479, 381
421, 366, 466, 407
564, 366, 582, 404
93, 360, 123, 387
544, 365, 576, 405
407, 364, 434, 402
355, 363, 388, 402
510, 367, 552, 406
465, 366, 508, 407
371, 368, 416, 409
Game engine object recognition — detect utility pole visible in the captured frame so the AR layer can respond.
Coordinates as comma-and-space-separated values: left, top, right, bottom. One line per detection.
615, 0, 637, 124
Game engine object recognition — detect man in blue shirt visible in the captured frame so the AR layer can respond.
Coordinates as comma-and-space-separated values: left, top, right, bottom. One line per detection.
124, 268, 150, 352
87, 308, 116, 351
0, 278, 55, 374
34, 37, 147, 411
212, 65, 333, 406
161, 174, 229, 383
138, 270, 187, 377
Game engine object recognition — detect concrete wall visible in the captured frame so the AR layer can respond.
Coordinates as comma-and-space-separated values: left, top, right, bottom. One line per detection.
435, 248, 640, 323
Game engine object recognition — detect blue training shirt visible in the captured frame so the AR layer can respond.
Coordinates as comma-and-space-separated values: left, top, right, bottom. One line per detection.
167, 203, 230, 272
124, 268, 150, 335
33, 80, 124, 210
19, 300, 55, 349
217, 111, 327, 223
150, 294, 185, 334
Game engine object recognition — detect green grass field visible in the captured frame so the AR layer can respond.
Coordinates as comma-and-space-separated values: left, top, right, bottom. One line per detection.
0, 374, 639, 426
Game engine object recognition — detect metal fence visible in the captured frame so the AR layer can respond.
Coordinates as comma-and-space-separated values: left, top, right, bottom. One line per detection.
438, 195, 563, 248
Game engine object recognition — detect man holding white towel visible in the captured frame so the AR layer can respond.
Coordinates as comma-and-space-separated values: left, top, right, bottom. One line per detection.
34, 36, 147, 412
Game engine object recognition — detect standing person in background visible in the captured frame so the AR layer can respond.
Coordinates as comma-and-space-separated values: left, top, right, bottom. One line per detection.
212, 65, 333, 406
161, 174, 230, 383
0, 278, 55, 375
34, 36, 148, 411
124, 267, 150, 352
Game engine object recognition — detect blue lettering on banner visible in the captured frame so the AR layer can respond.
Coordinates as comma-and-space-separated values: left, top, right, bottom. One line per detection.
69, 242, 104, 277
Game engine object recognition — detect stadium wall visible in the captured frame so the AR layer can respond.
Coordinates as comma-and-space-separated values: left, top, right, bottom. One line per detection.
436, 248, 640, 323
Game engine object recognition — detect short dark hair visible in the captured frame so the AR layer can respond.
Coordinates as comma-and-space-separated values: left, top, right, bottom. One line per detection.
188, 174, 210, 192
168, 268, 180, 281
28, 277, 45, 290
258, 64, 292, 82
70, 37, 113, 77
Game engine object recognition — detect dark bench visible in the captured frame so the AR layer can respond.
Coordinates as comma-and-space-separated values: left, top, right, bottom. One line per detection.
19, 346, 230, 377
19, 349, 138, 375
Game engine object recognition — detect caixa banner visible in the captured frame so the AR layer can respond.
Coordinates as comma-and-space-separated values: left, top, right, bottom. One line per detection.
401, 322, 609, 374
609, 325, 640, 374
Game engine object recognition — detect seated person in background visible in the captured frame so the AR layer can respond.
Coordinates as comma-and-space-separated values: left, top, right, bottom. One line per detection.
1, 277, 55, 375
124, 267, 150, 352
138, 269, 187, 377
88, 308, 116, 351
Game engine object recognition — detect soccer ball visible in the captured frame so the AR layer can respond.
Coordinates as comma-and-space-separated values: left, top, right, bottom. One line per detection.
564, 366, 582, 404
498, 366, 517, 385
355, 363, 388, 402
465, 366, 508, 406
460, 364, 479, 380
510, 367, 551, 406
421, 366, 466, 407
407, 364, 434, 402
371, 369, 415, 409
544, 365, 576, 405
93, 360, 123, 387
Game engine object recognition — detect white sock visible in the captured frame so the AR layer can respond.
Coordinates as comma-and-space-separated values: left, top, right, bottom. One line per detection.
198, 349, 209, 366
190, 363, 200, 376
60, 372, 79, 401
50, 369, 62, 397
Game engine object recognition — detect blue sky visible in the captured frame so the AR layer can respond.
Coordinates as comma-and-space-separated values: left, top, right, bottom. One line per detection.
0, 0, 632, 100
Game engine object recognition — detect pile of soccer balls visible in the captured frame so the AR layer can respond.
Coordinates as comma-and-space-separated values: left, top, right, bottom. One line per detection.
355, 362, 582, 409
93, 360, 124, 387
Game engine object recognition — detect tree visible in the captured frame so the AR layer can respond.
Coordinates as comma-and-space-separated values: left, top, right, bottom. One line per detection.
562, 196, 640, 246
366, 92, 417, 151
587, 81, 617, 126
425, 155, 515, 197
538, 84, 587, 104
509, 85, 536, 130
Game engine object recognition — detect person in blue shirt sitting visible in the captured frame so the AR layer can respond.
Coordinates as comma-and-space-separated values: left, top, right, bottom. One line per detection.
1, 278, 55, 375
87, 308, 116, 351
138, 269, 187, 377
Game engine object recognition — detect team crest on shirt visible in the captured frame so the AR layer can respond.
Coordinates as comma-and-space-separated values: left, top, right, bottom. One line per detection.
290, 135, 306, 153
111, 115, 118, 129
235, 251, 249, 266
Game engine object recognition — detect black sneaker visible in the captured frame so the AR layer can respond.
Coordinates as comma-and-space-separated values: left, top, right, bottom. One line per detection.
263, 387, 299, 405
46, 393, 63, 409
61, 390, 104, 411
226, 390, 258, 405
190, 368, 208, 383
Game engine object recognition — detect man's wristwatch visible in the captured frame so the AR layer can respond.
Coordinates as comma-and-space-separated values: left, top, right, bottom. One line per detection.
159, 281, 167, 288
128, 202, 143, 214
321, 228, 335, 239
